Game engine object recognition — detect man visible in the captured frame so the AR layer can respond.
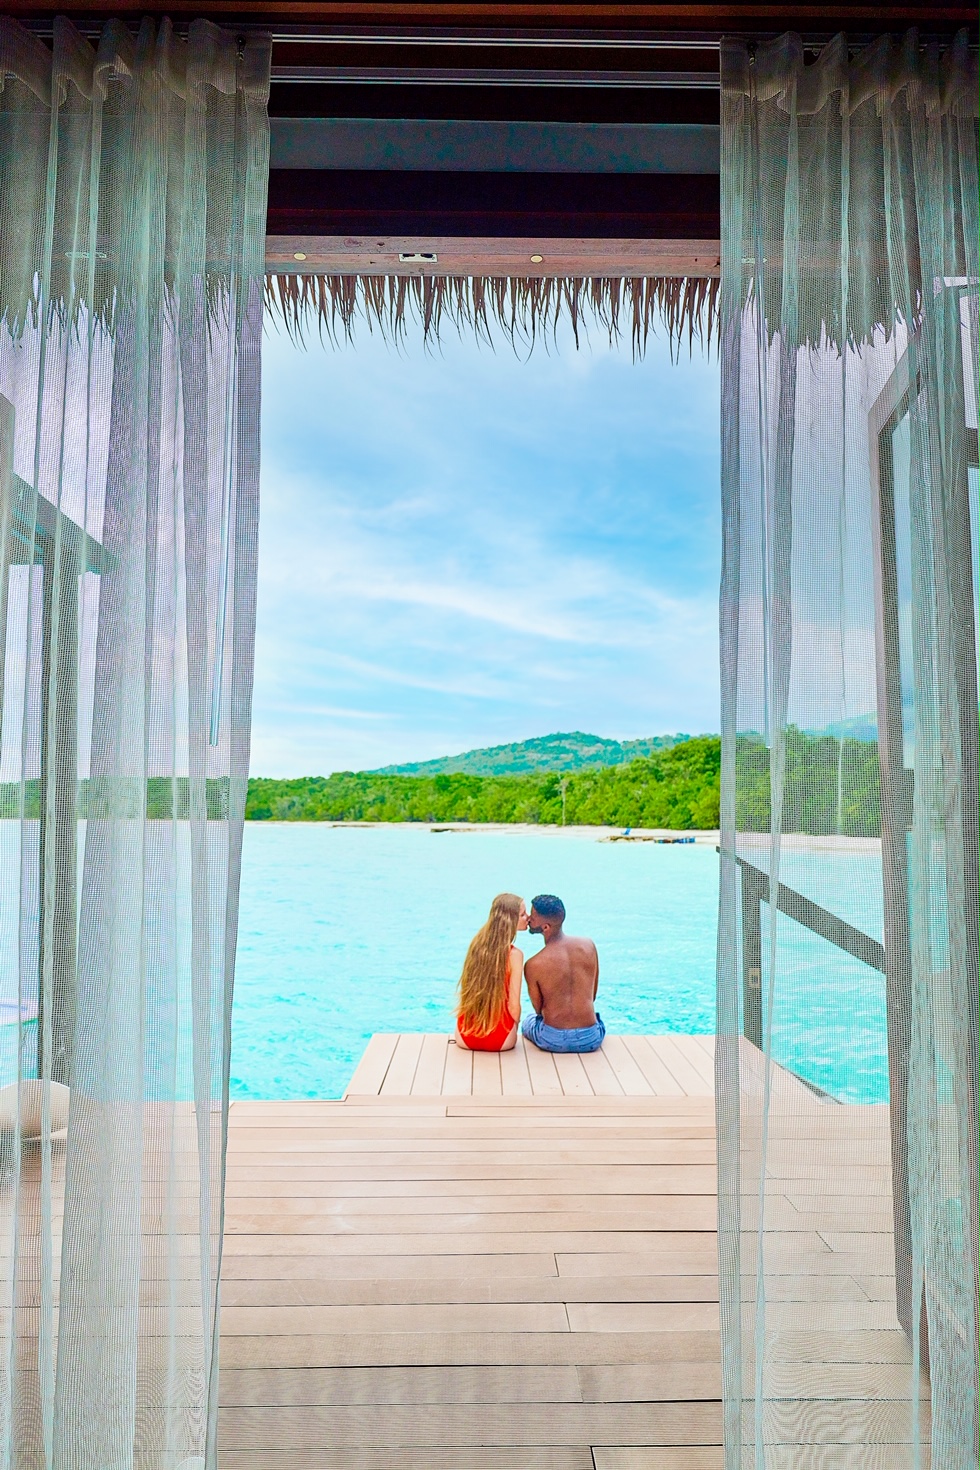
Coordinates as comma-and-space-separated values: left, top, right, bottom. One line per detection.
521, 894, 605, 1053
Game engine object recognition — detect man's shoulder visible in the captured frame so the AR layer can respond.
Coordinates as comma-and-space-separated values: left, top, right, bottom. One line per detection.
568, 933, 597, 952
525, 945, 557, 974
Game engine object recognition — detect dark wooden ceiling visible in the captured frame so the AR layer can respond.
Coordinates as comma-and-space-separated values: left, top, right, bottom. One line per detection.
267, 168, 718, 235
9, 2, 973, 30
11, 3, 974, 270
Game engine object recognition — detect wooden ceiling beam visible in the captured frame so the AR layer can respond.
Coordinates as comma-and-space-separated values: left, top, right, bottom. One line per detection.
266, 232, 721, 274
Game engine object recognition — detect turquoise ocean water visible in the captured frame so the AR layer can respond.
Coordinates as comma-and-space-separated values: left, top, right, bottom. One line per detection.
760, 845, 888, 1104
232, 824, 888, 1102
0, 822, 888, 1101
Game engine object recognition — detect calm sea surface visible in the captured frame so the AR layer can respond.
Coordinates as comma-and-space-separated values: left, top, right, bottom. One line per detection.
0, 822, 888, 1101
232, 824, 888, 1102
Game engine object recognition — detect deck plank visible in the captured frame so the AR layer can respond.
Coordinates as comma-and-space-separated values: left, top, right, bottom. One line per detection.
471, 1049, 502, 1096
689, 1035, 716, 1064
667, 1035, 716, 1092
221, 1302, 571, 1334
553, 1052, 596, 1096
600, 1036, 656, 1095
223, 1200, 718, 1232
225, 1168, 718, 1197
221, 1363, 583, 1404
218, 1401, 724, 1448
579, 1046, 626, 1096
221, 1275, 719, 1306
411, 1034, 449, 1096
593, 1453, 723, 1470
219, 1450, 593, 1469
622, 1035, 688, 1095
523, 1042, 565, 1096
225, 1150, 717, 1176
221, 1329, 723, 1370
226, 1139, 715, 1162
346, 1035, 400, 1096
498, 1037, 534, 1096
380, 1034, 425, 1095
441, 1039, 473, 1094
650, 1036, 714, 1096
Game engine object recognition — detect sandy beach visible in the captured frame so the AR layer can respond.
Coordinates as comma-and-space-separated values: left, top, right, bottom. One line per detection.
316, 820, 722, 844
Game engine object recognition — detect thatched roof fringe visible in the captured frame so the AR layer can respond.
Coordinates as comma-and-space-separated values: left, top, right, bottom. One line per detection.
264, 273, 720, 357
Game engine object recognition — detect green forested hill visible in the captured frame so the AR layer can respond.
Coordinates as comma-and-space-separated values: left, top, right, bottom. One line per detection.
245, 727, 882, 834
247, 737, 722, 828
373, 729, 689, 777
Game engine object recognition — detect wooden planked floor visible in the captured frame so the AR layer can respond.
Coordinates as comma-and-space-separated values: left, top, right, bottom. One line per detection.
732, 1045, 930, 1463
347, 1031, 716, 1098
218, 1031, 929, 1466
219, 1035, 723, 1469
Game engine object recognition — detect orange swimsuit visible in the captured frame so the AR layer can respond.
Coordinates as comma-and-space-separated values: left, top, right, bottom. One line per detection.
457, 949, 519, 1052
458, 1007, 517, 1051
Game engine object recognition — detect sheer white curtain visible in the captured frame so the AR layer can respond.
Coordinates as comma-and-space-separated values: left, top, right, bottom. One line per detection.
718, 29, 978, 1468
0, 18, 269, 1467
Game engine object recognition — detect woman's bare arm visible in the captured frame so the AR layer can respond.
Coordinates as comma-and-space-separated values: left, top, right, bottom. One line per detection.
508, 947, 524, 1019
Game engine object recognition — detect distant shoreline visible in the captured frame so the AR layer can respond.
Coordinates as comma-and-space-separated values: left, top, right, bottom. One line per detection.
245, 820, 720, 842
243, 822, 882, 853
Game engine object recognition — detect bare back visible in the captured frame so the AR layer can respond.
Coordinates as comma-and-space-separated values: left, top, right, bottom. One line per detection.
524, 934, 599, 1030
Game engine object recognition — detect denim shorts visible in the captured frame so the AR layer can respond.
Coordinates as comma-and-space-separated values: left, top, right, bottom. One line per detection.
521, 1011, 606, 1054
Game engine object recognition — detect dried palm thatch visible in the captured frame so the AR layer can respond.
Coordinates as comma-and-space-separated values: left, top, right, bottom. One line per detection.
264, 273, 719, 358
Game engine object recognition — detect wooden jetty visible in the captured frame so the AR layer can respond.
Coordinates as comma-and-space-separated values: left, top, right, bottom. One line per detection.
219, 1031, 920, 1466
219, 1032, 722, 1468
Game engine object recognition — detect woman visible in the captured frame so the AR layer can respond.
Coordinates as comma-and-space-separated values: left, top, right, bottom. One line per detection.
455, 893, 528, 1051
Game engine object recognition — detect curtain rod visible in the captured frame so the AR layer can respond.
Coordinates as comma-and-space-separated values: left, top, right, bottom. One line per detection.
272, 66, 718, 86
270, 27, 722, 46
263, 25, 972, 46
15, 20, 719, 44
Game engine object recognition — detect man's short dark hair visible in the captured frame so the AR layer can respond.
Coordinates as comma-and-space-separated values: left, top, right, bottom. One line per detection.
531, 894, 565, 923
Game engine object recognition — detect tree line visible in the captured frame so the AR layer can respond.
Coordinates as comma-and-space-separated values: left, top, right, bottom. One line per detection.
246, 729, 881, 834
248, 735, 722, 828
734, 727, 881, 836
0, 729, 882, 834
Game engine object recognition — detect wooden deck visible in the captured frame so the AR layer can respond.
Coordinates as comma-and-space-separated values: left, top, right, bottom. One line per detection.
219, 1032, 722, 1468
347, 1031, 717, 1098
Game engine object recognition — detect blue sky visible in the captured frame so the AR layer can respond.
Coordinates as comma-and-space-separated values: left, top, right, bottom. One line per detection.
253, 320, 721, 776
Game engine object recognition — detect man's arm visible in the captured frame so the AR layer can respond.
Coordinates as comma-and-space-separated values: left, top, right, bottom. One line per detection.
524, 956, 544, 1015
593, 942, 600, 1000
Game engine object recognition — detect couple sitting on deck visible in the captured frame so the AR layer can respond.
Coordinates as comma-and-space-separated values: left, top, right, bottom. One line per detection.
455, 893, 605, 1054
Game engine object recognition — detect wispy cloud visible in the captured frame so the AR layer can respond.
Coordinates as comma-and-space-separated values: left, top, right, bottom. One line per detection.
257, 699, 389, 721
253, 326, 721, 774
311, 650, 514, 702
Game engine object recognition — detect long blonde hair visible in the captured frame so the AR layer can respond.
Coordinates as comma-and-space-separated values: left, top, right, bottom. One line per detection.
458, 892, 522, 1035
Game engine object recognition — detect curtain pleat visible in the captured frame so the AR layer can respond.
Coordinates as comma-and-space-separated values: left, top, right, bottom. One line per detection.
718, 29, 978, 1468
0, 17, 269, 1467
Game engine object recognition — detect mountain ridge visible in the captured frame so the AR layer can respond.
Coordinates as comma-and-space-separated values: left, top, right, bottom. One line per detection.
371, 729, 693, 777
